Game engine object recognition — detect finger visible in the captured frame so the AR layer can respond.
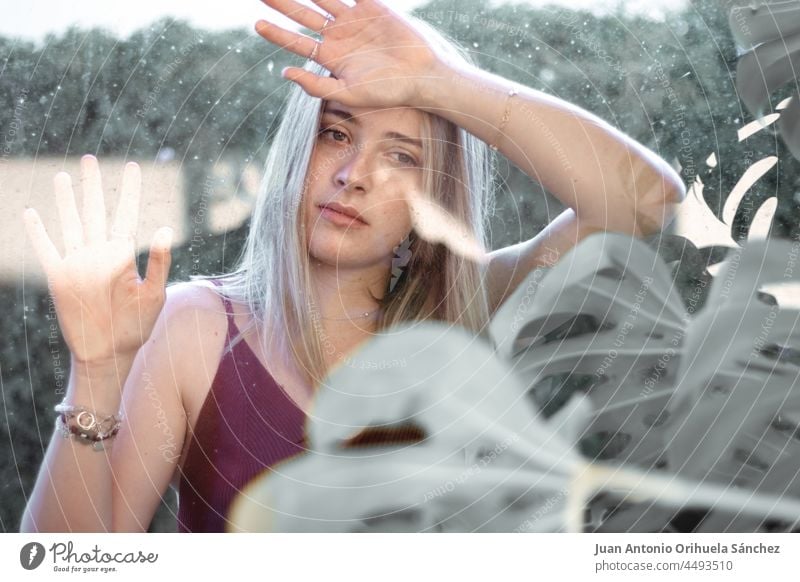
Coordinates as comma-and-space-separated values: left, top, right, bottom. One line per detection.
22, 207, 62, 274
310, 0, 349, 18
255, 19, 317, 60
112, 162, 141, 242
54, 171, 84, 254
143, 227, 173, 291
80, 154, 107, 245
260, 0, 330, 31
282, 66, 343, 99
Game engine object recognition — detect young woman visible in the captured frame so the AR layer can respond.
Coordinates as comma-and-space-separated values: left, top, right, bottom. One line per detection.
20, 0, 684, 532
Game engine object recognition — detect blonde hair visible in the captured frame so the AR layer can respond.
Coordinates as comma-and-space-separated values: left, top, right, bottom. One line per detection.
190, 15, 496, 388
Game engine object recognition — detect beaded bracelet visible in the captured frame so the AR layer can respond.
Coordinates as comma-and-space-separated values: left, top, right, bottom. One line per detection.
489, 87, 519, 152
54, 401, 122, 451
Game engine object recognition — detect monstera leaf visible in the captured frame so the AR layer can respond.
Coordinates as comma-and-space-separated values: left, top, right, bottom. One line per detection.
229, 323, 583, 532
730, 1, 800, 159
228, 231, 800, 532
662, 237, 800, 532
489, 232, 686, 471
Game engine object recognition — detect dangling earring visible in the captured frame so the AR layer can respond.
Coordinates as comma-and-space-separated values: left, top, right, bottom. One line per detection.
389, 231, 414, 293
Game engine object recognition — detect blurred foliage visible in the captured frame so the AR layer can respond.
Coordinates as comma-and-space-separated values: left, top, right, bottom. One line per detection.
0, 19, 295, 238
2, 0, 799, 531
418, 0, 800, 242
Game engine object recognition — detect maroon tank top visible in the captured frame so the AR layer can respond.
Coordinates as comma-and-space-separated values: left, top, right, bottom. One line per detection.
176, 278, 307, 532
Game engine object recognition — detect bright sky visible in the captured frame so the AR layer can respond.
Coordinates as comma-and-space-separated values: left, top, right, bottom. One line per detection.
2, 0, 686, 43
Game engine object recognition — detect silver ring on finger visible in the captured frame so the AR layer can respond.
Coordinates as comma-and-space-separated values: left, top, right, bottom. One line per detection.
309, 40, 320, 60
319, 16, 333, 34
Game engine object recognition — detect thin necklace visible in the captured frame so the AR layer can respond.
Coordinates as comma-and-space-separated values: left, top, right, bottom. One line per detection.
319, 308, 381, 321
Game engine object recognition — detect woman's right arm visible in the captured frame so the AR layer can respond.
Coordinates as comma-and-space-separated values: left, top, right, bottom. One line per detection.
20, 356, 131, 531
19, 155, 178, 532
20, 281, 222, 532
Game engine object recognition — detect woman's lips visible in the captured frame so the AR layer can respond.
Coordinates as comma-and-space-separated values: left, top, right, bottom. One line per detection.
318, 205, 369, 228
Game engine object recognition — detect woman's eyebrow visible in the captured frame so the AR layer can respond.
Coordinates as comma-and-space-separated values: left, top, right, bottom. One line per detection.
322, 108, 422, 149
323, 108, 356, 123
384, 132, 423, 149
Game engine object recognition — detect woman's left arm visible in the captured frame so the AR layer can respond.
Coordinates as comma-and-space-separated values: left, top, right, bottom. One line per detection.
414, 61, 687, 314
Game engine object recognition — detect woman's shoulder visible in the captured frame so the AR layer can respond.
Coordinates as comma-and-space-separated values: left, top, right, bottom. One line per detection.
158, 279, 232, 341
165, 278, 231, 312
151, 279, 233, 402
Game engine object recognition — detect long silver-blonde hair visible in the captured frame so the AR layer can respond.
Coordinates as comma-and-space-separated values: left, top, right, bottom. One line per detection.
190, 15, 496, 388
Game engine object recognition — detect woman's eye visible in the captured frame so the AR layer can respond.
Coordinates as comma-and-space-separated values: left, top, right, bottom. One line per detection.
393, 152, 418, 166
320, 127, 348, 142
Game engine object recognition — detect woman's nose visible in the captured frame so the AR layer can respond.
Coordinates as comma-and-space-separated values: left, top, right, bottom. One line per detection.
333, 147, 371, 192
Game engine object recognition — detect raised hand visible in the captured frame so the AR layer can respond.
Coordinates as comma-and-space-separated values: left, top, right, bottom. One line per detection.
23, 155, 173, 366
255, 0, 447, 108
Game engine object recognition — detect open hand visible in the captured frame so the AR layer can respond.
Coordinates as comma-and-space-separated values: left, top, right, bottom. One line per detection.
255, 0, 447, 108
23, 155, 173, 366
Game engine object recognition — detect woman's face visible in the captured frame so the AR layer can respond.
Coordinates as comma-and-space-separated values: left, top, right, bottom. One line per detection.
302, 100, 425, 271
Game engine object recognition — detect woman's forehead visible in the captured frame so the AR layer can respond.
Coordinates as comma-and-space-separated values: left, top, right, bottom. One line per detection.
322, 100, 424, 130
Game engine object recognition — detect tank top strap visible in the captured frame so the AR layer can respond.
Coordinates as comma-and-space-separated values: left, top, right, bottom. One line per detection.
208, 278, 240, 349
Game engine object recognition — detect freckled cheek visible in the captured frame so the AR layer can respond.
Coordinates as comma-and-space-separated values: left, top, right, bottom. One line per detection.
366, 209, 412, 252
372, 176, 416, 220
303, 151, 333, 189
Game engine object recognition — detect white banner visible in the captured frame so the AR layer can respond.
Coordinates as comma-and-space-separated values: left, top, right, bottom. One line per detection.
2, 533, 799, 581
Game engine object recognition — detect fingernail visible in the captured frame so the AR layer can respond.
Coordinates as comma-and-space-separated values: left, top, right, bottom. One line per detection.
54, 172, 72, 187
157, 227, 173, 248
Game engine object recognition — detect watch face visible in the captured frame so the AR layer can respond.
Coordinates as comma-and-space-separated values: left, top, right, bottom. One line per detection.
54, 407, 120, 447
76, 410, 98, 430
